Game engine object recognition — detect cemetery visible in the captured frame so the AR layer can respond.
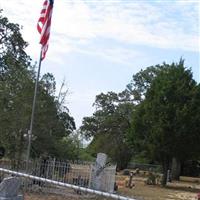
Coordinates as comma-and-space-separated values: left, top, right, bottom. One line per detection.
0, 152, 200, 200
0, 1, 200, 200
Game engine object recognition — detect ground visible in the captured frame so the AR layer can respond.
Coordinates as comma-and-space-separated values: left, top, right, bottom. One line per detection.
24, 177, 200, 200
119, 178, 199, 200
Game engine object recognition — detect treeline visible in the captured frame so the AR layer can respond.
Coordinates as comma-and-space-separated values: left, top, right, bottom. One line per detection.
1, 12, 200, 186
80, 61, 200, 185
0, 11, 78, 162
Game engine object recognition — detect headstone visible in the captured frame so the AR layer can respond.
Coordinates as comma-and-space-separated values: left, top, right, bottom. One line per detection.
91, 153, 107, 190
0, 177, 23, 200
96, 153, 107, 167
167, 169, 171, 182
90, 153, 116, 193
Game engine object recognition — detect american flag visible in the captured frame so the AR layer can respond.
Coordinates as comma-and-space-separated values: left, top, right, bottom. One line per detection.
37, 0, 54, 60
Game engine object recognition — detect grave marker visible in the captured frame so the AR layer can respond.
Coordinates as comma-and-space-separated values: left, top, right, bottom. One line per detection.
0, 177, 23, 200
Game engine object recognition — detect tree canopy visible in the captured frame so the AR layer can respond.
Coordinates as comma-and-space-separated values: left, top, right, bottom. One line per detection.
130, 60, 200, 185
81, 91, 134, 169
1, 11, 200, 185
80, 59, 200, 183
0, 11, 76, 162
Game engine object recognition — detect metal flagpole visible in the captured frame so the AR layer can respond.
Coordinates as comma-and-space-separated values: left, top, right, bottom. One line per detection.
26, 49, 42, 172
25, 0, 54, 172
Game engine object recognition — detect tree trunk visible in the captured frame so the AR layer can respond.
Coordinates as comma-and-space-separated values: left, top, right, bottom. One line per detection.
161, 158, 170, 186
15, 130, 24, 170
171, 157, 181, 180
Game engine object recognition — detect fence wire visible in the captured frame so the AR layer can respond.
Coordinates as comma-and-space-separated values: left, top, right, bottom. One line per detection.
0, 159, 115, 192
0, 167, 137, 200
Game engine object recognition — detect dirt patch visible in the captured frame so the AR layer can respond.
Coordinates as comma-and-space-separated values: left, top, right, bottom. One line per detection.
24, 177, 200, 200
118, 178, 199, 200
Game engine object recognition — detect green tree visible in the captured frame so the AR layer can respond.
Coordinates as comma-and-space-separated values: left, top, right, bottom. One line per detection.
0, 11, 34, 163
81, 92, 134, 169
0, 11, 76, 163
32, 75, 76, 158
126, 65, 162, 103
130, 60, 200, 185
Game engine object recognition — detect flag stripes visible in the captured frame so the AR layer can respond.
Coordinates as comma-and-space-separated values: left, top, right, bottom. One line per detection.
37, 0, 54, 60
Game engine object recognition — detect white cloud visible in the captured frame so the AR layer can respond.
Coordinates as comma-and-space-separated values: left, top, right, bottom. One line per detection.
1, 0, 199, 127
76, 46, 141, 65
1, 0, 199, 62
53, 1, 96, 39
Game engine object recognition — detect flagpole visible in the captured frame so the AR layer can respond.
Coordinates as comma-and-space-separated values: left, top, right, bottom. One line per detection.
26, 49, 42, 172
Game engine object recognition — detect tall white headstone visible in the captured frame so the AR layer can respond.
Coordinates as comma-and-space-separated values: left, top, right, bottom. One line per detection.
90, 153, 116, 193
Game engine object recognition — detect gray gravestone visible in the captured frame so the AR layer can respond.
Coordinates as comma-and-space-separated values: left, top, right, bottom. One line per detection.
0, 177, 23, 200
96, 153, 107, 167
92, 153, 107, 190
90, 153, 116, 193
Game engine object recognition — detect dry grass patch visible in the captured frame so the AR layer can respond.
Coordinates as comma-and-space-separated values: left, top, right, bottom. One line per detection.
118, 178, 199, 200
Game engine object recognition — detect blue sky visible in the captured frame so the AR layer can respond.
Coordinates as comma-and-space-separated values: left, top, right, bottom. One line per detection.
1, 0, 199, 128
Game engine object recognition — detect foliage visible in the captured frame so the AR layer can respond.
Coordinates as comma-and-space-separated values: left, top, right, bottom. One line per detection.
130, 60, 200, 185
126, 65, 163, 103
0, 11, 33, 160
53, 136, 80, 160
80, 91, 134, 169
0, 11, 76, 162
78, 148, 95, 161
